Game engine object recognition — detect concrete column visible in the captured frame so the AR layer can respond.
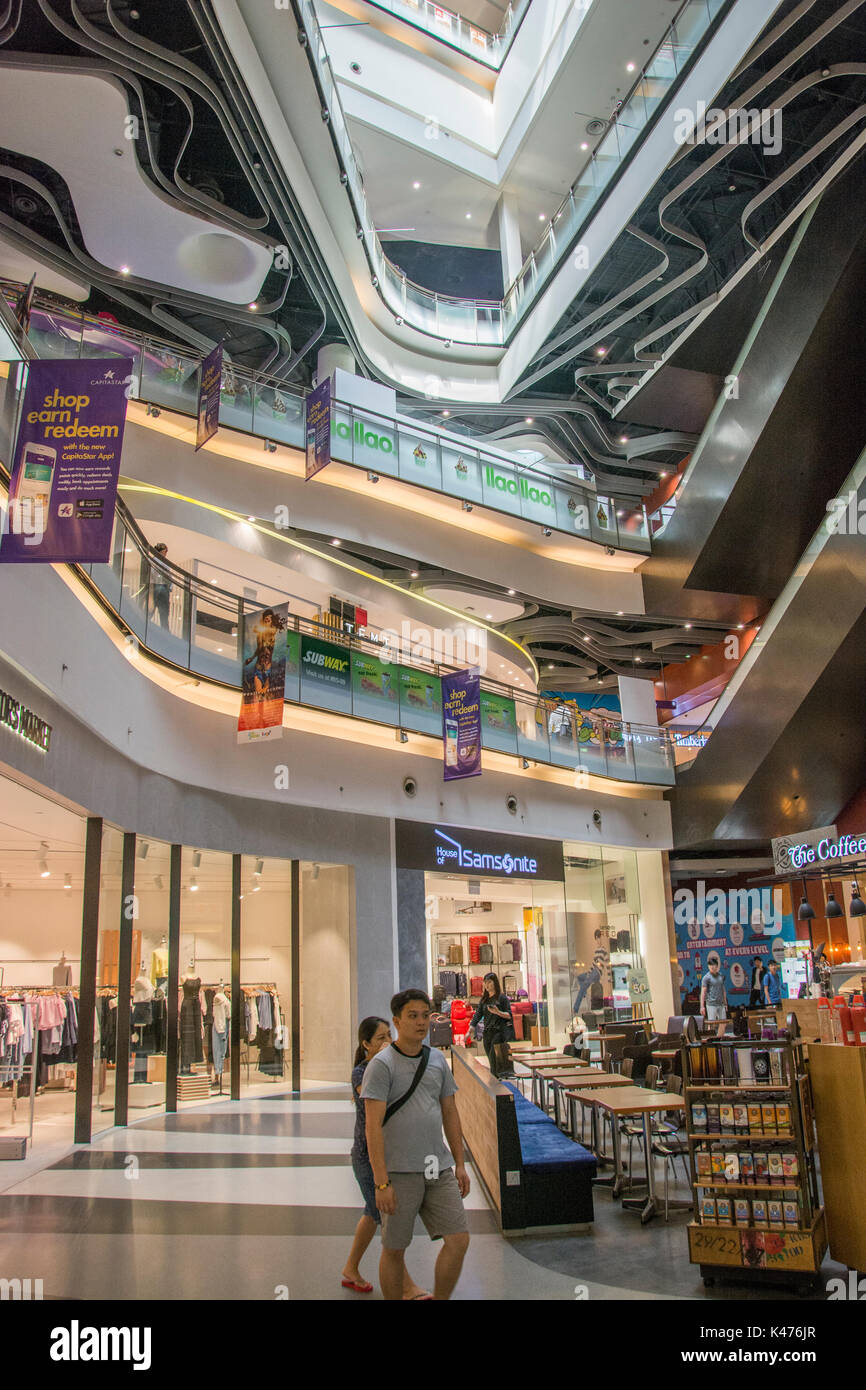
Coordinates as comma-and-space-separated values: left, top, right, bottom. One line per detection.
315, 343, 355, 386
618, 675, 659, 727
497, 192, 524, 293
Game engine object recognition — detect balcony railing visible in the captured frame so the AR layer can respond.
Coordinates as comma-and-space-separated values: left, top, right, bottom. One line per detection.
4, 292, 651, 551
295, 0, 728, 344
0, 460, 675, 785
362, 0, 531, 70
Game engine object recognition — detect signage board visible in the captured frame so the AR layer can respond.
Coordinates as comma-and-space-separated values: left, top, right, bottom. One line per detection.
395, 820, 565, 882
0, 687, 52, 752
442, 668, 481, 781
771, 824, 839, 874
305, 378, 331, 480
195, 343, 222, 451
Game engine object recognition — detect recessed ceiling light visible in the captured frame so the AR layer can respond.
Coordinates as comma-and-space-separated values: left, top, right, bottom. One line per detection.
507, 589, 515, 596
626, 62, 636, 72
249, 302, 258, 310
247, 515, 255, 522
189, 877, 199, 892
737, 623, 744, 630
331, 538, 341, 546
616, 610, 624, 616
120, 265, 130, 275
596, 346, 607, 356
684, 622, 692, 629
635, 656, 642, 664
660, 471, 668, 478
412, 181, 420, 189
410, 570, 419, 578
486, 613, 493, 620
580, 142, 589, 151
525, 417, 533, 424
538, 214, 546, 221
442, 410, 450, 416
619, 436, 628, 444
64, 873, 72, 889
465, 212, 471, 219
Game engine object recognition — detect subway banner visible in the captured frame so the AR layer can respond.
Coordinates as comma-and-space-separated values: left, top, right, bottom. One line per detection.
0, 357, 133, 564
237, 604, 289, 743
442, 667, 481, 781
195, 342, 223, 451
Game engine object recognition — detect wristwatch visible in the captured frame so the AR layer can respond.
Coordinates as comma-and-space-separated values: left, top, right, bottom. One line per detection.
375, 1180, 392, 1191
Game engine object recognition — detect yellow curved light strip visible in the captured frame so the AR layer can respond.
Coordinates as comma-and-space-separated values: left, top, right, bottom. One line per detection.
120, 482, 540, 683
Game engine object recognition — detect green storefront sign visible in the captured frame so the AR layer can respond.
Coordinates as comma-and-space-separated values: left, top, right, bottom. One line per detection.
480, 690, 517, 733
332, 419, 394, 453
351, 651, 399, 706
300, 634, 351, 691
484, 463, 552, 509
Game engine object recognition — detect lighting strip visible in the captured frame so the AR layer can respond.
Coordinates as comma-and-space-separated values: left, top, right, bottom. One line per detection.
119, 482, 539, 683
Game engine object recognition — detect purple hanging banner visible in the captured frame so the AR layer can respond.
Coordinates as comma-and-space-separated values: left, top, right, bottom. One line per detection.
442, 668, 482, 781
305, 378, 331, 480
195, 342, 223, 451
0, 357, 132, 565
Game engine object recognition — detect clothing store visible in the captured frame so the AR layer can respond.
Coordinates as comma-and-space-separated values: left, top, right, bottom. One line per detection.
0, 768, 354, 1154
394, 819, 674, 1056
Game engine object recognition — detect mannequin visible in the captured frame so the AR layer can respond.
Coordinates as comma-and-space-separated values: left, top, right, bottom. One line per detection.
179, 959, 204, 1073
211, 984, 230, 1091
150, 936, 168, 988
53, 952, 73, 987
132, 964, 155, 1082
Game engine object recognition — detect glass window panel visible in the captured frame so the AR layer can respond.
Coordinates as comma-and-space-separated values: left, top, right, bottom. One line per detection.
240, 855, 292, 1096
300, 862, 354, 1083
130, 838, 171, 1116
397, 425, 442, 490
93, 824, 124, 1135
177, 848, 232, 1104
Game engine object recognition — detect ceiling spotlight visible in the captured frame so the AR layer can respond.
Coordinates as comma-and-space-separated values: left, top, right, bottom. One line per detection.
605, 545, 615, 556
442, 410, 450, 416
660, 471, 668, 478
246, 515, 255, 522
189, 877, 199, 892
64, 873, 72, 890
366, 470, 380, 483
138, 840, 150, 860
548, 664, 554, 670
684, 622, 692, 630
525, 417, 534, 424
395, 316, 404, 326
192, 849, 202, 868
264, 439, 277, 453
249, 301, 258, 311
444, 340, 452, 349
331, 537, 342, 546
145, 403, 161, 418
465, 212, 471, 219
520, 758, 530, 769
538, 214, 545, 221
486, 613, 493, 620
850, 882, 866, 916
737, 623, 745, 630
619, 436, 628, 444
616, 610, 624, 616
597, 670, 604, 684
507, 589, 515, 596
542, 527, 552, 537
635, 656, 642, 664
728, 184, 736, 193
462, 501, 473, 512
120, 265, 130, 276
595, 346, 607, 356
826, 892, 843, 918
251, 883, 261, 893
371, 275, 379, 288
410, 570, 420, 578
626, 62, 636, 72
38, 843, 50, 878
398, 729, 409, 743
412, 181, 421, 189
580, 142, 588, 151
255, 858, 264, 876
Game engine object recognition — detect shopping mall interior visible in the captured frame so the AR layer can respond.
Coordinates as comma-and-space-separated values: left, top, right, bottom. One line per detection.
1, 0, 866, 1332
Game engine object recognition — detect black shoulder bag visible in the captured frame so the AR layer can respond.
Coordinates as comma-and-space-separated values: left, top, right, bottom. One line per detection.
383, 1045, 431, 1124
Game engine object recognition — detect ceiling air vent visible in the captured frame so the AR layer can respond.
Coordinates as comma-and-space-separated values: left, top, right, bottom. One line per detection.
586, 119, 608, 137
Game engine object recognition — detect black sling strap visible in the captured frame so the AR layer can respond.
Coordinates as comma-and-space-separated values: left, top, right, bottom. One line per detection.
383, 1045, 430, 1124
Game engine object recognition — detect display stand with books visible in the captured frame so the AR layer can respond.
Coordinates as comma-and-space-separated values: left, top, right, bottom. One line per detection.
682, 1036, 826, 1293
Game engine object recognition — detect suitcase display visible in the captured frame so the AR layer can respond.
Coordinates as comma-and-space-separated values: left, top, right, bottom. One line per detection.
470, 976, 484, 997
469, 935, 488, 964
503, 973, 518, 995
479, 943, 494, 963
500, 941, 513, 963
455, 972, 467, 997
511, 1013, 524, 1041
509, 938, 523, 961
448, 943, 464, 965
429, 1014, 453, 1047
432, 984, 446, 1008
438, 970, 458, 995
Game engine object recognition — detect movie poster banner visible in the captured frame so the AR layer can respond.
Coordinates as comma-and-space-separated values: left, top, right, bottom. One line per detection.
237, 604, 289, 743
0, 357, 132, 564
195, 343, 223, 450
305, 378, 331, 480
442, 668, 481, 781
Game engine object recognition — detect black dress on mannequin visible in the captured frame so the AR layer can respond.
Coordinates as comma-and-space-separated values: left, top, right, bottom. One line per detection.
180, 977, 204, 1073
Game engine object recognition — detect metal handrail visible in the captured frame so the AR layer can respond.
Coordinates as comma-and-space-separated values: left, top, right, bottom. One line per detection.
361, 0, 531, 70
0, 464, 675, 786
295, 0, 726, 344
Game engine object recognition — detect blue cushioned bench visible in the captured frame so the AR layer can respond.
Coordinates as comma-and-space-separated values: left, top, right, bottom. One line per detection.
503, 1082, 597, 1226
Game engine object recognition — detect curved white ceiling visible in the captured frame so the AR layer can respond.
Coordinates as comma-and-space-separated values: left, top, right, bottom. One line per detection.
0, 66, 273, 304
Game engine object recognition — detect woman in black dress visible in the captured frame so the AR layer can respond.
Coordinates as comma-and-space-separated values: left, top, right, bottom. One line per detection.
469, 973, 514, 1079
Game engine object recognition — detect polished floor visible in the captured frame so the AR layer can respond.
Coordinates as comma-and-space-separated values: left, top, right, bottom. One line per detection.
0, 1080, 844, 1300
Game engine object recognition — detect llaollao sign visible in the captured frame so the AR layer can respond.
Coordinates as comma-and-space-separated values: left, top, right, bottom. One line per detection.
333, 419, 393, 453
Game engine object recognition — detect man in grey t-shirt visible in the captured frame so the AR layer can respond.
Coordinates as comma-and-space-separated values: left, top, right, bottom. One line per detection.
701, 959, 728, 1036
362, 988, 470, 1300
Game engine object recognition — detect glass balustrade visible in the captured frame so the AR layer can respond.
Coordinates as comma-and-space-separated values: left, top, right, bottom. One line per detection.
296, 0, 724, 343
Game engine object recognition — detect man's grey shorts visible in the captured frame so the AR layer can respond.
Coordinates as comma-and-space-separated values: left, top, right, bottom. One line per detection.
706, 1004, 726, 1021
380, 1168, 469, 1251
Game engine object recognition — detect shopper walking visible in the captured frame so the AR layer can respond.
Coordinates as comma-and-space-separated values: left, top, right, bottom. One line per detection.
700, 957, 728, 1036
468, 973, 514, 1079
342, 1016, 429, 1299
762, 958, 783, 1008
749, 956, 766, 1008
150, 542, 171, 628
362, 989, 470, 1301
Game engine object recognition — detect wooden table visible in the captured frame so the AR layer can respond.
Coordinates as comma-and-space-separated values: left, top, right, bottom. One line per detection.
651, 1048, 679, 1075
509, 1044, 556, 1055
534, 1065, 604, 1126
558, 1071, 633, 1135
570, 1085, 685, 1223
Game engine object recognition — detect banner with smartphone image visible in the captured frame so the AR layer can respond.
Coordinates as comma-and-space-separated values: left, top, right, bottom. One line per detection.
442, 668, 482, 781
237, 603, 289, 743
0, 357, 132, 564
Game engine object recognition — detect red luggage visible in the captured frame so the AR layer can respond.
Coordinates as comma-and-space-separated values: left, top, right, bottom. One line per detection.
470, 976, 484, 997
469, 935, 488, 964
